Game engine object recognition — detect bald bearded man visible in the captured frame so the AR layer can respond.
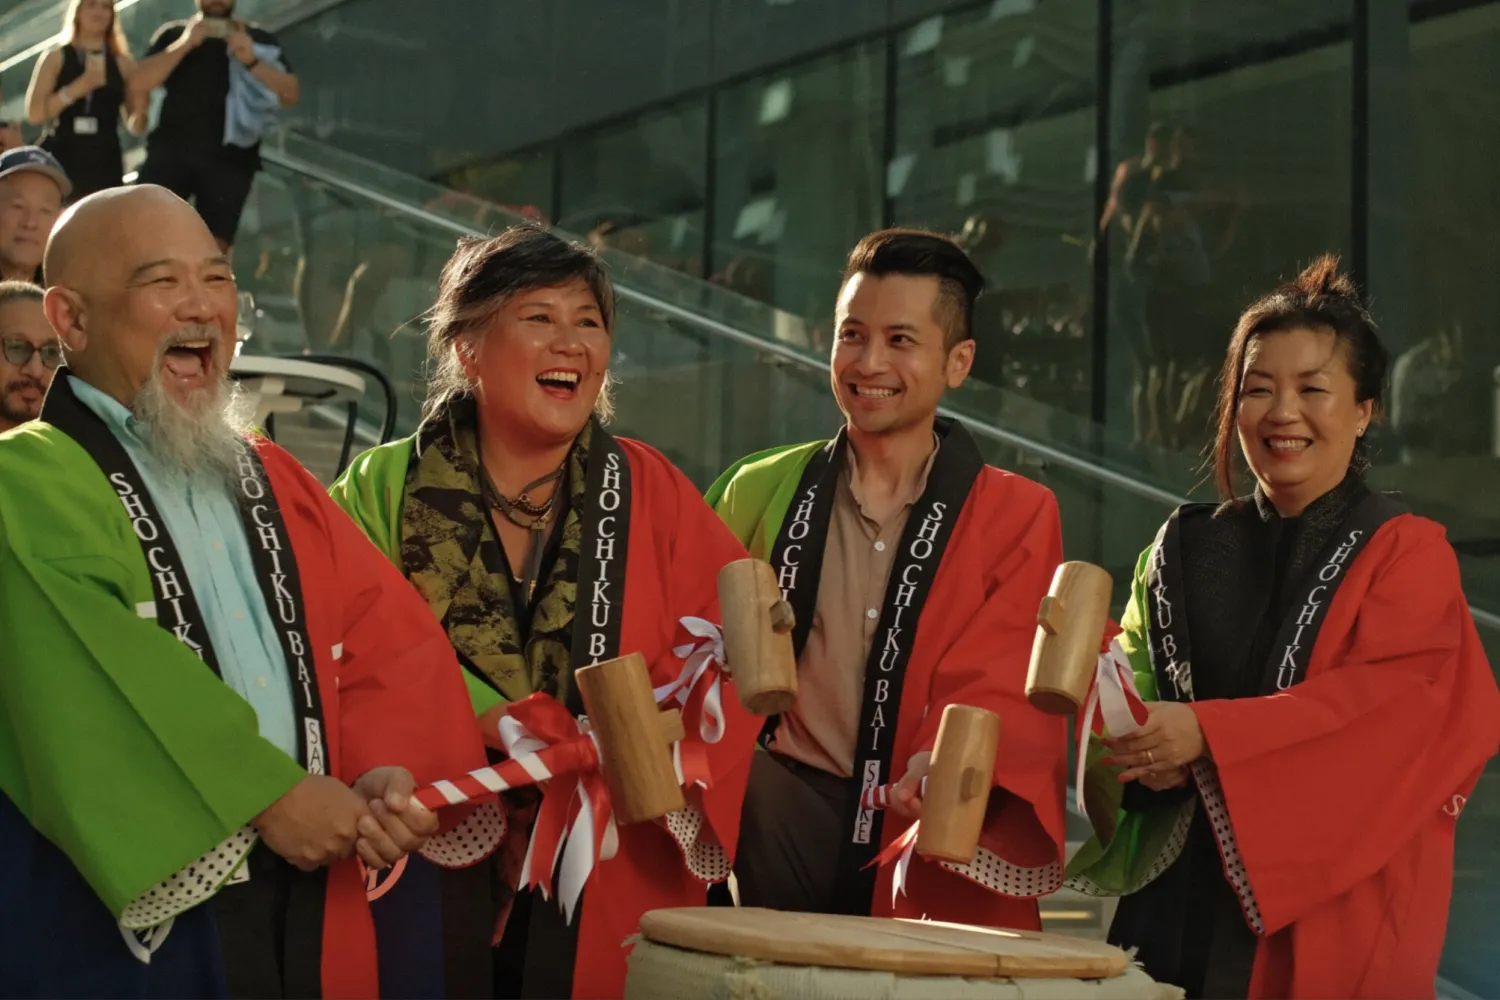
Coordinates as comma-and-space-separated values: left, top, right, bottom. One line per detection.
0, 186, 499, 997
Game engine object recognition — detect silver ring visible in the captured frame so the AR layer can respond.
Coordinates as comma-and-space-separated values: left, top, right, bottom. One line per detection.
1146, 749, 1155, 765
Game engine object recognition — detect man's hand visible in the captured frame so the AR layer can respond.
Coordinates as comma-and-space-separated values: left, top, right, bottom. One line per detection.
178, 15, 215, 50
350, 766, 439, 870
252, 775, 369, 871
227, 29, 257, 66
889, 751, 931, 823
1102, 701, 1207, 783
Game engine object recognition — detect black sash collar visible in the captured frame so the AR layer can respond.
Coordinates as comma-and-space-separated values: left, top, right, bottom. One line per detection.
41, 373, 329, 773
571, 425, 631, 674
1144, 488, 1407, 703
768, 417, 984, 908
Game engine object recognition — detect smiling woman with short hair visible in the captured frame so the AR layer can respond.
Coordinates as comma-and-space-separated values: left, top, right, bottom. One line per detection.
1070, 255, 1500, 999
330, 223, 759, 1000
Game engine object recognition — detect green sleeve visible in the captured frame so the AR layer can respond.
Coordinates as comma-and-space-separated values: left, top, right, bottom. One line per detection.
327, 437, 416, 567
1064, 538, 1194, 895
706, 441, 825, 557
0, 454, 305, 917
704, 443, 790, 509
1116, 545, 1160, 700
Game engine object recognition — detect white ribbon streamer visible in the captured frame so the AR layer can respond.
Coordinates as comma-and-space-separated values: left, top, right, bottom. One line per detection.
1075, 637, 1145, 823
660, 616, 727, 743
503, 712, 619, 922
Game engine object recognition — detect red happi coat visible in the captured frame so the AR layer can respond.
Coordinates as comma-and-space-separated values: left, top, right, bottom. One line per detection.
1188, 515, 1499, 998
566, 440, 757, 997
258, 442, 495, 996
711, 429, 1070, 931
334, 430, 759, 999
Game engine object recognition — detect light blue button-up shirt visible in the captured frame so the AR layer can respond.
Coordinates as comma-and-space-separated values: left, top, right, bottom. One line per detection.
72, 376, 298, 759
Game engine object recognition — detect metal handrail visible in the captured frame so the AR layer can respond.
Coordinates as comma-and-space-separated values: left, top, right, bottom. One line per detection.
260, 142, 1500, 635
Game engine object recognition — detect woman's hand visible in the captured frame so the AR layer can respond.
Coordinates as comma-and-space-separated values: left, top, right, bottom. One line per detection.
79, 55, 108, 94
1101, 701, 1207, 783
1138, 766, 1190, 791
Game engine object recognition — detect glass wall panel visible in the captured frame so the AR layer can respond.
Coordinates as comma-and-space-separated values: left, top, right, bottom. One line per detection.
712, 42, 886, 351
558, 98, 708, 278
279, 0, 711, 194
1100, 1, 1353, 490
711, 0, 886, 83
891, 0, 1098, 427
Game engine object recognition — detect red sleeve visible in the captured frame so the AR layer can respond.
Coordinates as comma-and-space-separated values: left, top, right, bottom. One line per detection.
913, 479, 1069, 864
326, 492, 489, 794
637, 445, 758, 862
261, 446, 490, 820
1191, 518, 1500, 933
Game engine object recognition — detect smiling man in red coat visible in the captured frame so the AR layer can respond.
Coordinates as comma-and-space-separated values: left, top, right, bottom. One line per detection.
707, 228, 1069, 929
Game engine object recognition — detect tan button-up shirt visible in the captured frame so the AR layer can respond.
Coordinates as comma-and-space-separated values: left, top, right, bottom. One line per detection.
770, 442, 938, 777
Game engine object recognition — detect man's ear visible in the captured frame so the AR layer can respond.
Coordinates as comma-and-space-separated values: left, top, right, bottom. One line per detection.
945, 338, 976, 389
43, 287, 87, 354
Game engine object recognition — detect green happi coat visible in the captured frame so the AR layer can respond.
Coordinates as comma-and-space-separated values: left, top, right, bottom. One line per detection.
0, 421, 305, 919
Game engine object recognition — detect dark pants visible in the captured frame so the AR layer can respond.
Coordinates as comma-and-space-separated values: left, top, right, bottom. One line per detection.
138, 146, 257, 246
731, 750, 873, 914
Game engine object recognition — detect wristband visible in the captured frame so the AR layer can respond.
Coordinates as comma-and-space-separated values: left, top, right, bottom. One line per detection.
245, 57, 260, 71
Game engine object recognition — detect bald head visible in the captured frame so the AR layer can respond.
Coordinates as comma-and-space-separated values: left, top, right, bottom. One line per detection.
45, 185, 210, 289
40, 183, 240, 411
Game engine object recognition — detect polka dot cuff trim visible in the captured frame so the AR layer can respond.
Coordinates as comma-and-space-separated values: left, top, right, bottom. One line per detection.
664, 806, 731, 884
120, 826, 258, 930
1191, 759, 1265, 934
939, 848, 1063, 899
419, 801, 505, 869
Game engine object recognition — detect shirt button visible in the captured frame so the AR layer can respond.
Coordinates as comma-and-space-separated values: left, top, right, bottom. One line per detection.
866, 608, 878, 620
212, 540, 224, 552
874, 540, 886, 552
233, 609, 246, 622
256, 677, 268, 689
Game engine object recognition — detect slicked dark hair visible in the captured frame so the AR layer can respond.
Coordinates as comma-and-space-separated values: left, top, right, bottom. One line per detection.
422, 223, 616, 429
842, 227, 987, 350
1212, 253, 1390, 500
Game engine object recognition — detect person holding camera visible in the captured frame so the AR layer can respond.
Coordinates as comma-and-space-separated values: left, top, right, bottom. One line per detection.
130, 0, 299, 253
24, 0, 146, 200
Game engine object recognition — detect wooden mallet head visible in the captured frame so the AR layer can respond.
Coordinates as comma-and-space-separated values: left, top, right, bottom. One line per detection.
717, 558, 798, 716
914, 704, 1001, 864
1025, 561, 1113, 716
575, 652, 687, 825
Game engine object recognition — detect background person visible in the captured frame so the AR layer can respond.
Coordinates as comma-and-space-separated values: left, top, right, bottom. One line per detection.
0, 280, 57, 433
25, 0, 147, 199
130, 0, 299, 253
0, 146, 69, 283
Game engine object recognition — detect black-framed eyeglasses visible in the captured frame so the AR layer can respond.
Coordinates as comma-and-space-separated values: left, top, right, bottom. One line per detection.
1, 338, 63, 369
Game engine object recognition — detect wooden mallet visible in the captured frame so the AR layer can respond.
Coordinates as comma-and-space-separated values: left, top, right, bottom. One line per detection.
575, 652, 687, 825
913, 704, 1001, 863
862, 704, 1001, 864
717, 558, 798, 716
1025, 562, 1114, 716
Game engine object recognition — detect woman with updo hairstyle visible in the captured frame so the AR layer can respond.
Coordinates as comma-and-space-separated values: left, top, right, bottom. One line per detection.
331, 224, 757, 999
1068, 255, 1499, 998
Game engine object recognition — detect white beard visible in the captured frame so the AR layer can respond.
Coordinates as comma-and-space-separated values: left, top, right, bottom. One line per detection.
131, 366, 255, 488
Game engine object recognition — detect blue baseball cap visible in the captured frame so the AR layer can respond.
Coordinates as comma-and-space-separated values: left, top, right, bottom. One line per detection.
0, 146, 72, 199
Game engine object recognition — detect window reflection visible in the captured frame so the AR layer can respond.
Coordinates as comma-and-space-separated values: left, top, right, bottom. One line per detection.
559, 101, 708, 278
892, 0, 1098, 427
713, 43, 886, 352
